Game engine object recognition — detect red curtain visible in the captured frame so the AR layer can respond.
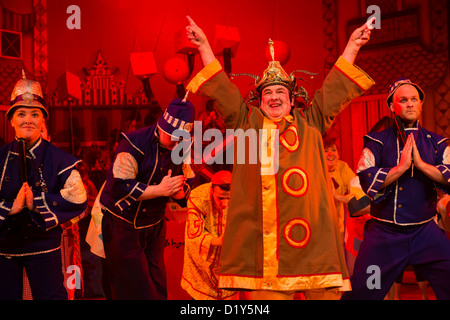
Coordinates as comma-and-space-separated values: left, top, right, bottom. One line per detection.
329, 94, 390, 172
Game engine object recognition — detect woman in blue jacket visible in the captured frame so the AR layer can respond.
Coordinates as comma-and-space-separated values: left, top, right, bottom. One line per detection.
0, 74, 87, 299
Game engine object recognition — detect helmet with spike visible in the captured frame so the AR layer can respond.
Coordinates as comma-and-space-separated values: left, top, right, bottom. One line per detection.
7, 70, 48, 119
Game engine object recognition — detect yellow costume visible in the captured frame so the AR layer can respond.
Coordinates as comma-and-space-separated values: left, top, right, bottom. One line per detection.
181, 182, 237, 300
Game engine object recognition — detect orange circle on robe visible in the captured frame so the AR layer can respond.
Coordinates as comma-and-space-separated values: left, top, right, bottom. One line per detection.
282, 167, 308, 197
283, 218, 311, 248
280, 125, 300, 152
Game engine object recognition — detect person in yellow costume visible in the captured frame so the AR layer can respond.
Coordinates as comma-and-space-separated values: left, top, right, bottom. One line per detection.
185, 16, 374, 300
181, 170, 237, 300
305, 136, 371, 300
323, 136, 371, 241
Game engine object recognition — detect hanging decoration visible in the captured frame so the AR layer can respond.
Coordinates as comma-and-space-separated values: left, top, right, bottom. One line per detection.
162, 57, 190, 98
212, 24, 240, 75
264, 40, 290, 65
130, 51, 158, 100
174, 29, 198, 78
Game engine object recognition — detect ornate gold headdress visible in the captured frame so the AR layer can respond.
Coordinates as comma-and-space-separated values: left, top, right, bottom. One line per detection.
231, 39, 317, 104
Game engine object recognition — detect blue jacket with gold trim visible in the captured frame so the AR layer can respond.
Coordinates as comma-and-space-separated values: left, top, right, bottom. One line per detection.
99, 125, 192, 229
0, 138, 87, 255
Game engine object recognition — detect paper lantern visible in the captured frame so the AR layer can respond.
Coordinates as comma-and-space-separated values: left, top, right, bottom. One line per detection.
174, 29, 197, 76
130, 51, 157, 78
212, 25, 240, 74
130, 52, 157, 99
174, 29, 198, 55
212, 25, 240, 57
163, 58, 190, 85
265, 40, 290, 65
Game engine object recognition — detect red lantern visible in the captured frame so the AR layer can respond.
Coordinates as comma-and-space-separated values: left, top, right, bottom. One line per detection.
264, 40, 290, 65
163, 58, 190, 84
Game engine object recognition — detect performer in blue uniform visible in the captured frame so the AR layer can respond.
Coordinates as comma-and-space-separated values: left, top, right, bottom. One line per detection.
100, 98, 195, 299
342, 78, 450, 299
0, 74, 87, 299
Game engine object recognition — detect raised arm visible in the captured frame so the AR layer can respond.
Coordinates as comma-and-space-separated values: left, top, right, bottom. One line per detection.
341, 17, 373, 64
185, 15, 248, 130
186, 15, 215, 67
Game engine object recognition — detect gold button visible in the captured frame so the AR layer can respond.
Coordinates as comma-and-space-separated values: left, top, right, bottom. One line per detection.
399, 187, 403, 191
53, 201, 58, 206
398, 204, 402, 208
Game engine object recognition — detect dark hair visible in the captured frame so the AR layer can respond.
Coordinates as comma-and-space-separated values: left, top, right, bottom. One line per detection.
323, 136, 338, 150
212, 183, 230, 192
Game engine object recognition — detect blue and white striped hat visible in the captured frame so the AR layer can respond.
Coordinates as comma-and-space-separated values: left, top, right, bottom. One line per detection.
157, 98, 195, 140
386, 78, 424, 108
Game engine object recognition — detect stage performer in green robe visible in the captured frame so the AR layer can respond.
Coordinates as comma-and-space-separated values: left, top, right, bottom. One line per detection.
185, 16, 374, 300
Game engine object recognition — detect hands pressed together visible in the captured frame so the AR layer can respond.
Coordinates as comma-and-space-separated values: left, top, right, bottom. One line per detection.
10, 182, 34, 215
399, 133, 423, 172
381, 133, 450, 188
